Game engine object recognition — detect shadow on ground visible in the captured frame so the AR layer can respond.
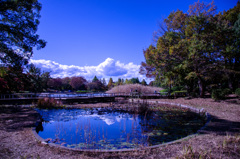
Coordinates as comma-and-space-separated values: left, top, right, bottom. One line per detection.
199, 114, 240, 136
0, 106, 40, 132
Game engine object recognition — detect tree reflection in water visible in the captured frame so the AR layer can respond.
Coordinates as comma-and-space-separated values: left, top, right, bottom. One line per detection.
35, 107, 206, 150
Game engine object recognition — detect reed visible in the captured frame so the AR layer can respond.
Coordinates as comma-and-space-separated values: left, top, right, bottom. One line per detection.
106, 84, 163, 94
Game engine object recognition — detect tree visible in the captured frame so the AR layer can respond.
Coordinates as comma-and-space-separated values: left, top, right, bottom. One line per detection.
92, 76, 99, 82
140, 1, 240, 97
107, 78, 114, 89
70, 76, 87, 90
2, 66, 27, 92
61, 77, 72, 90
47, 78, 62, 91
87, 80, 106, 92
220, 2, 240, 91
130, 77, 140, 84
27, 63, 43, 92
125, 79, 130, 84
87, 76, 107, 91
0, 0, 46, 67
141, 79, 147, 86
0, 77, 8, 93
101, 78, 107, 87
115, 78, 123, 86
41, 72, 50, 91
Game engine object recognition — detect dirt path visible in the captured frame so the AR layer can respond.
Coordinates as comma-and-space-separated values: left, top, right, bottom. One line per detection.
0, 98, 239, 159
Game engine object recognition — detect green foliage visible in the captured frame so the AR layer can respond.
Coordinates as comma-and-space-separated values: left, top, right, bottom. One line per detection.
0, 0, 46, 67
172, 86, 185, 92
125, 78, 140, 84
92, 76, 99, 82
0, 0, 46, 92
115, 78, 124, 86
211, 88, 231, 100
101, 78, 107, 86
76, 90, 90, 93
27, 64, 44, 92
153, 81, 163, 87
160, 89, 168, 92
235, 88, 240, 96
0, 66, 31, 93
141, 79, 147, 86
171, 90, 187, 96
140, 1, 240, 97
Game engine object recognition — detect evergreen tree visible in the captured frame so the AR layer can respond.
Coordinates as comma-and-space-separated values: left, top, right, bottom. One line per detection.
102, 78, 107, 86
141, 79, 147, 86
92, 76, 99, 82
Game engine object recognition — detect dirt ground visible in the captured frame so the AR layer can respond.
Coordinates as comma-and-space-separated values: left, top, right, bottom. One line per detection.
0, 97, 239, 159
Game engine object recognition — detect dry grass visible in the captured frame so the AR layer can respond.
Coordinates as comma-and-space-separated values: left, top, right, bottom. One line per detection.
0, 97, 240, 159
106, 84, 163, 94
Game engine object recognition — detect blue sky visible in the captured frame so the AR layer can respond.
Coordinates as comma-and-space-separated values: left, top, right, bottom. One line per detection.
32, 0, 238, 82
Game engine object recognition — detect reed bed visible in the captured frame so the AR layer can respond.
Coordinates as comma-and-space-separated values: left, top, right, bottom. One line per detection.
106, 84, 163, 94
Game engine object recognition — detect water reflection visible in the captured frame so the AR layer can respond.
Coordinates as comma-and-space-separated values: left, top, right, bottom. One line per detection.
35, 108, 205, 150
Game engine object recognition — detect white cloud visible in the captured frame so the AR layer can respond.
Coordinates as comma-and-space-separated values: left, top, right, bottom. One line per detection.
30, 58, 149, 82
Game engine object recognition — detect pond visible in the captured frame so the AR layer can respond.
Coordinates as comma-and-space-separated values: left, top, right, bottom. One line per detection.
35, 107, 206, 150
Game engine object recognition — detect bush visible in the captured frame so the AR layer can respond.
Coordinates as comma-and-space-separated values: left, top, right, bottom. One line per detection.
171, 86, 184, 92
76, 90, 89, 93
235, 88, 240, 96
37, 98, 62, 109
160, 89, 168, 92
223, 88, 232, 95
171, 90, 187, 96
211, 88, 231, 100
138, 102, 149, 115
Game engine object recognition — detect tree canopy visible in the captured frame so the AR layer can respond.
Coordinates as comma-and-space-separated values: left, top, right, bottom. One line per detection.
140, 1, 240, 97
0, 0, 46, 67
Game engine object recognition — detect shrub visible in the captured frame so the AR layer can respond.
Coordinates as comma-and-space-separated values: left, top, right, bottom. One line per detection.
37, 98, 62, 109
171, 86, 184, 92
138, 102, 149, 115
235, 88, 240, 96
76, 90, 89, 93
160, 89, 168, 92
223, 88, 232, 95
211, 88, 231, 100
171, 90, 188, 96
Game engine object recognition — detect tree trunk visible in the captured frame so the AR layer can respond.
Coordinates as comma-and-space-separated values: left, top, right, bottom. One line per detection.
168, 84, 172, 96
198, 76, 205, 97
228, 73, 237, 91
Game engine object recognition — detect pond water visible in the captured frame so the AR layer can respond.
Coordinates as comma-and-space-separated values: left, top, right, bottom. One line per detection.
35, 107, 206, 150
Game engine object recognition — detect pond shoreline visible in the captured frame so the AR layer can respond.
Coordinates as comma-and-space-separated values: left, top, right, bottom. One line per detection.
32, 101, 209, 152
0, 98, 239, 158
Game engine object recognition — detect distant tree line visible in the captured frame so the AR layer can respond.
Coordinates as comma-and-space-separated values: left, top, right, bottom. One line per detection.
0, 64, 149, 93
140, 1, 240, 97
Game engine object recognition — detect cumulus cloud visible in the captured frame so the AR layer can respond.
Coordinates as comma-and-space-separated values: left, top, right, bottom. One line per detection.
96, 58, 127, 76
30, 58, 148, 82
